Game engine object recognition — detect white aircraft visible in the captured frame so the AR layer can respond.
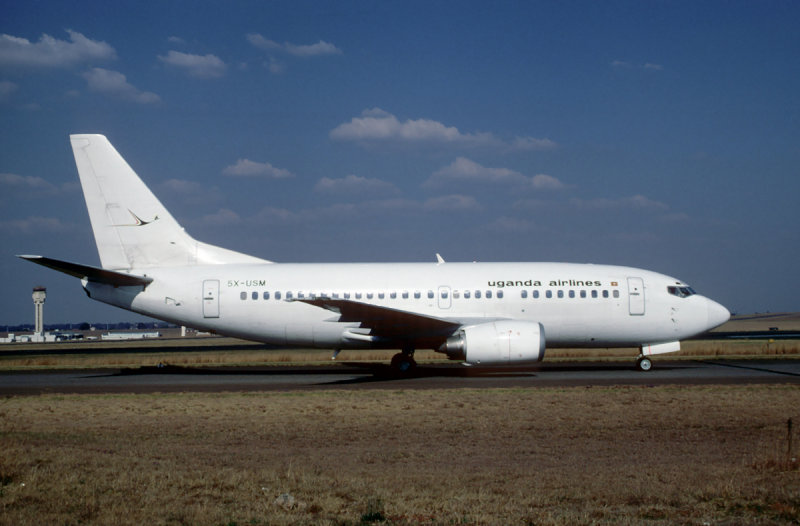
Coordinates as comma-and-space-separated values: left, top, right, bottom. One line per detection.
20, 135, 730, 372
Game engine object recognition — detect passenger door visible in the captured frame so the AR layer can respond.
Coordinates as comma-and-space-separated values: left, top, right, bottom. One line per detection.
627, 277, 645, 316
203, 279, 220, 318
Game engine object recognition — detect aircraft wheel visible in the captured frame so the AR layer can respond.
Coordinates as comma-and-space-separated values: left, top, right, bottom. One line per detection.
636, 356, 653, 372
390, 352, 417, 374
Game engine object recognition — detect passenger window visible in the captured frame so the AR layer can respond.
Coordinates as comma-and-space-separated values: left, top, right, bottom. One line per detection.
378, 292, 385, 299
286, 292, 293, 300
497, 290, 504, 299
355, 292, 362, 299
475, 290, 482, 299
591, 290, 597, 298
546, 290, 552, 298
240, 291, 247, 300
557, 290, 564, 298
428, 291, 435, 299
486, 290, 492, 299
390, 292, 397, 299
602, 290, 609, 298
252, 291, 258, 300
402, 291, 409, 299
533, 290, 540, 299
297, 292, 304, 299
263, 291, 270, 300
332, 292, 339, 299
569, 290, 575, 298
521, 290, 528, 299
414, 291, 421, 299
344, 292, 351, 299
275, 291, 281, 300
580, 290, 586, 298
441, 291, 448, 299
613, 290, 620, 298
453, 291, 460, 299
464, 290, 471, 299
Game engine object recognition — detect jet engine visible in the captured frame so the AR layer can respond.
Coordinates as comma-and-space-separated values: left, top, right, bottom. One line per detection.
439, 320, 545, 365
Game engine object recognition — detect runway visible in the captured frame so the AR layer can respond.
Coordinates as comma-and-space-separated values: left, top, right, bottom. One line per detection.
2, 358, 799, 395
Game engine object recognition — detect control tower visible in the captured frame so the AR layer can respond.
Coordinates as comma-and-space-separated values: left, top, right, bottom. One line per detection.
32, 286, 46, 335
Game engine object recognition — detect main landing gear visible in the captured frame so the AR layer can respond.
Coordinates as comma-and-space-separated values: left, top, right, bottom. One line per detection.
636, 354, 653, 372
390, 347, 417, 374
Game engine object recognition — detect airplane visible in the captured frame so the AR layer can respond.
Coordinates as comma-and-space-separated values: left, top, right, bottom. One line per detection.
19, 134, 731, 372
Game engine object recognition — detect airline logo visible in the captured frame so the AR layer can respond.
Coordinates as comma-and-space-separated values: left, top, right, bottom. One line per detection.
116, 209, 159, 227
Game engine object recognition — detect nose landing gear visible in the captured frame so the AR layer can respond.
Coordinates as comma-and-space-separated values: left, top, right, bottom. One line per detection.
636, 355, 653, 372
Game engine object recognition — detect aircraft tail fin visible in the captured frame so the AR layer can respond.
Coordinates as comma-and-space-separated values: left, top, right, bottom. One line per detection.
70, 134, 269, 270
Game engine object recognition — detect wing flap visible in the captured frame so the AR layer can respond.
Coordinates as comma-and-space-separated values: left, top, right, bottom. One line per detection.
295, 297, 461, 338
18, 255, 153, 287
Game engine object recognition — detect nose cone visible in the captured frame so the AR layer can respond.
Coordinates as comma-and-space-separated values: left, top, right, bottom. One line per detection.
706, 299, 731, 330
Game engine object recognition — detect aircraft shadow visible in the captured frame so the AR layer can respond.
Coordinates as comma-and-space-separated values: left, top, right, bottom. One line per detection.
84, 360, 695, 383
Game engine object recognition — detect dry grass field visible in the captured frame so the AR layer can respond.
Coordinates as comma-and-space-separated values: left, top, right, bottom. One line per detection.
1, 386, 799, 525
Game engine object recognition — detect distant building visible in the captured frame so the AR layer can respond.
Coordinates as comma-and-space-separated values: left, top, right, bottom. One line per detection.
100, 331, 161, 341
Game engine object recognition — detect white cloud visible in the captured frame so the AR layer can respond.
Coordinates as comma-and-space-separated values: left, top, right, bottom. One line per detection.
222, 159, 293, 179
0, 172, 59, 193
267, 57, 285, 74
246, 34, 282, 51
331, 109, 557, 151
82, 68, 160, 104
246, 33, 342, 57
314, 174, 399, 196
167, 36, 185, 45
425, 157, 568, 190
160, 178, 205, 194
509, 136, 558, 151
285, 40, 342, 57
531, 173, 566, 190
330, 108, 497, 147
158, 50, 226, 78
428, 157, 526, 185
612, 59, 663, 71
0, 216, 71, 234
251, 206, 299, 224
0, 80, 18, 101
160, 178, 224, 206
197, 208, 242, 227
423, 194, 481, 212
0, 30, 115, 68
570, 194, 669, 211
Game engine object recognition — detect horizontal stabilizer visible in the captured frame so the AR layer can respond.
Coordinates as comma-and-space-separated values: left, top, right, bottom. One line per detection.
18, 255, 153, 287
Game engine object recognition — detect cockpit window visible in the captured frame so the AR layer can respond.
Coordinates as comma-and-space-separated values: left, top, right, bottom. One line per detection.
667, 286, 696, 298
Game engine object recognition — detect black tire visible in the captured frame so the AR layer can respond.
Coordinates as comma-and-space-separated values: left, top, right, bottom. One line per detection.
390, 352, 417, 374
637, 356, 653, 372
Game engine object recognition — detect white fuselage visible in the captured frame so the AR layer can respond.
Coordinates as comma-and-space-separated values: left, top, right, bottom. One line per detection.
84, 261, 729, 351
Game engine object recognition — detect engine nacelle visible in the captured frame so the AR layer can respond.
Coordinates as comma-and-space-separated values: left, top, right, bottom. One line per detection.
439, 320, 545, 365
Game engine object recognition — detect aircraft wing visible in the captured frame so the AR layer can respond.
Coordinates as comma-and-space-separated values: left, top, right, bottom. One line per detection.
295, 297, 463, 339
18, 255, 153, 287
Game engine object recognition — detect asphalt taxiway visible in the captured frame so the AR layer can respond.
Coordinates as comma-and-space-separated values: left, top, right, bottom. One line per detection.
1, 359, 799, 395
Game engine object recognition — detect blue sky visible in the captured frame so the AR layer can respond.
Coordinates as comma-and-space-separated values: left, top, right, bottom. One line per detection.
1, 0, 798, 324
